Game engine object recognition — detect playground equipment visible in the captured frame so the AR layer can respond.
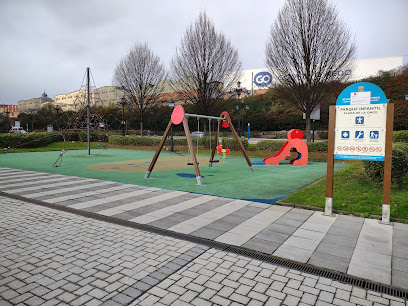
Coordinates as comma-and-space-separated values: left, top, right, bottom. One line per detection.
145, 105, 254, 185
217, 144, 230, 159
263, 129, 308, 166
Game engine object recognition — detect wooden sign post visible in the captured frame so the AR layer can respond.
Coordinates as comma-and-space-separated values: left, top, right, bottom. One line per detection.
325, 82, 394, 224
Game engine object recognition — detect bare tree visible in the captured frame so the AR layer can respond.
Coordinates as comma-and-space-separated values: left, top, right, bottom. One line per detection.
113, 42, 167, 136
171, 11, 242, 116
266, 0, 355, 142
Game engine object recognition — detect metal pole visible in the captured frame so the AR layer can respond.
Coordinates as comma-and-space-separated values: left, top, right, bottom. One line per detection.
184, 113, 224, 121
237, 99, 241, 137
121, 104, 125, 136
170, 125, 174, 152
87, 67, 91, 156
312, 120, 315, 142
251, 72, 254, 95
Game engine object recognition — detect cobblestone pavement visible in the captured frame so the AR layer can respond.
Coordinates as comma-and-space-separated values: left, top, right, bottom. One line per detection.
1, 196, 407, 305
1, 167, 408, 291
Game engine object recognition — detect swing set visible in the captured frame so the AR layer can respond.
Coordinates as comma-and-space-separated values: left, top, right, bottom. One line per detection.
144, 105, 255, 185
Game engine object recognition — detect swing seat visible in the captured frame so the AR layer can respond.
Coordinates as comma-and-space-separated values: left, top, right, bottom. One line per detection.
187, 162, 199, 165
209, 160, 219, 163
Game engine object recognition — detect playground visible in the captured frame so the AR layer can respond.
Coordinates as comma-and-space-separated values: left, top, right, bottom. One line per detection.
0, 148, 344, 204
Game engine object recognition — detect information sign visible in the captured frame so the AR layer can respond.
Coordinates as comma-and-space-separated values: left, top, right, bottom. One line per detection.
334, 82, 387, 161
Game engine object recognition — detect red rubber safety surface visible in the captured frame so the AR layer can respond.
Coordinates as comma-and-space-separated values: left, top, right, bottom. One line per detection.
171, 105, 185, 125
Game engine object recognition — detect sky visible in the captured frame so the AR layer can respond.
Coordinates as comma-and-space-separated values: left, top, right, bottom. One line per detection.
0, 0, 407, 105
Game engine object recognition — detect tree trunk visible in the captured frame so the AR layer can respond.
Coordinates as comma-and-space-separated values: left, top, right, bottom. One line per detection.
140, 113, 143, 136
305, 113, 311, 143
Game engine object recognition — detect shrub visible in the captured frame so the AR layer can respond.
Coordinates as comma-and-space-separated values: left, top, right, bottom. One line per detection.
363, 143, 408, 186
393, 130, 408, 143
256, 140, 327, 152
108, 135, 161, 146
256, 140, 285, 151
307, 141, 328, 152
78, 131, 109, 142
0, 132, 62, 149
317, 130, 329, 139
220, 137, 249, 151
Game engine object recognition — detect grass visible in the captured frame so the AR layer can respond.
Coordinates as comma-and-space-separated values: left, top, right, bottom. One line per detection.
284, 161, 408, 221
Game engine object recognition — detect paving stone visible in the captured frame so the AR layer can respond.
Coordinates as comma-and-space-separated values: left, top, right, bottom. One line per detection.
57, 291, 77, 303
321, 233, 358, 248
111, 293, 134, 304
393, 257, 408, 273
71, 294, 93, 306
210, 294, 231, 305
242, 238, 281, 254
308, 252, 350, 273
315, 241, 355, 258
319, 290, 334, 303
301, 292, 318, 305
88, 288, 108, 299
262, 223, 298, 235
283, 294, 301, 306
24, 295, 46, 306
190, 227, 225, 240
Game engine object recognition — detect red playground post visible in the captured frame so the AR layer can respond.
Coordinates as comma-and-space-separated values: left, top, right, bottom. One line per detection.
263, 129, 308, 166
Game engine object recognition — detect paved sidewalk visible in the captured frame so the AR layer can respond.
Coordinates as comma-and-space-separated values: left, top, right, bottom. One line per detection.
0, 167, 407, 292
1, 196, 407, 306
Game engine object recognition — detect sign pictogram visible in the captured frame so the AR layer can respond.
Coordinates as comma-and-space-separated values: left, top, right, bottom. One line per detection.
355, 131, 364, 139
355, 116, 365, 124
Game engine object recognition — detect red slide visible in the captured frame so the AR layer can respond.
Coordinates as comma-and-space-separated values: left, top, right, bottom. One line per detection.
263, 129, 308, 166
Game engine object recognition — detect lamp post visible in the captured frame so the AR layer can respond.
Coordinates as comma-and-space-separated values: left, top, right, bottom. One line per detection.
168, 99, 175, 152
55, 105, 61, 114
3, 108, 10, 131
230, 81, 250, 137
117, 98, 127, 136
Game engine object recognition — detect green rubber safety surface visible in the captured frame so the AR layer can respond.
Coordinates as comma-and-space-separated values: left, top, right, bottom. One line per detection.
0, 149, 345, 203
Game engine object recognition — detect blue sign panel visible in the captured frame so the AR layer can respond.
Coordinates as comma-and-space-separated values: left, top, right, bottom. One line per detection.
253, 72, 272, 87
336, 82, 387, 106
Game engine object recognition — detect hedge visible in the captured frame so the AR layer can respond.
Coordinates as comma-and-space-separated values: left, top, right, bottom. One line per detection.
256, 140, 285, 151
108, 135, 250, 151
221, 138, 249, 151
256, 140, 328, 152
0, 132, 62, 149
363, 143, 408, 186
393, 130, 408, 143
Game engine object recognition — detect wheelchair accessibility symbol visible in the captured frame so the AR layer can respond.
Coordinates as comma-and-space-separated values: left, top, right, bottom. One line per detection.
254, 72, 272, 87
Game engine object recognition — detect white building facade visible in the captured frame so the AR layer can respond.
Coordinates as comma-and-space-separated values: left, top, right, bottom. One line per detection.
235, 56, 407, 95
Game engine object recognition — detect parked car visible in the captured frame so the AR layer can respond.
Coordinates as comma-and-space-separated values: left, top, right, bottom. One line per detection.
191, 131, 204, 138
9, 127, 27, 134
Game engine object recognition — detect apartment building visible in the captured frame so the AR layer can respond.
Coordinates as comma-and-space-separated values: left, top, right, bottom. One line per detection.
1, 104, 19, 117
18, 92, 53, 114
54, 86, 124, 112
